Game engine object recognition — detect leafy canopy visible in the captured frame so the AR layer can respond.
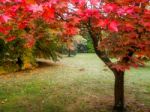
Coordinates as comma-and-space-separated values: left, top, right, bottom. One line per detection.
0, 0, 150, 71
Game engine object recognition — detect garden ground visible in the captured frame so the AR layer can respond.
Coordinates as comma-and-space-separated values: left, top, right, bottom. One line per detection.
0, 54, 150, 112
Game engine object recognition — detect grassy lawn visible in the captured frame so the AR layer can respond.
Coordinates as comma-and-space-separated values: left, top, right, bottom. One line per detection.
0, 53, 150, 112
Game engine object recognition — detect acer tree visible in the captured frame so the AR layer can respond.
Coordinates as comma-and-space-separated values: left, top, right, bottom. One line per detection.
0, 0, 150, 111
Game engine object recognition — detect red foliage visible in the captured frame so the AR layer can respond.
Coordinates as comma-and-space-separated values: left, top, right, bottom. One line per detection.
0, 0, 150, 70
6, 36, 16, 42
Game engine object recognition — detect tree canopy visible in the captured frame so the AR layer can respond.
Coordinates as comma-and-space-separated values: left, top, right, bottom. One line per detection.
0, 0, 150, 71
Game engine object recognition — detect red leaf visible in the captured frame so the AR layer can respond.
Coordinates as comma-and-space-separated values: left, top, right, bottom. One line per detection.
0, 14, 11, 23
6, 36, 16, 42
108, 21, 119, 32
42, 7, 55, 20
18, 21, 28, 29
103, 3, 118, 13
28, 4, 43, 13
97, 19, 109, 28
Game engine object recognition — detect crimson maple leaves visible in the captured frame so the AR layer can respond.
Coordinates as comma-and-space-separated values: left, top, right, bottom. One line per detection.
0, 0, 150, 70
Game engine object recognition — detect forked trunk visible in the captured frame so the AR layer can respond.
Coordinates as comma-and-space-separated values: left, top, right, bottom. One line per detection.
89, 30, 126, 111
113, 70, 125, 112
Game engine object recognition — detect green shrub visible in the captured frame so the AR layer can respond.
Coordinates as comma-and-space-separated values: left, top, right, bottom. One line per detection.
87, 38, 95, 53
33, 19, 61, 61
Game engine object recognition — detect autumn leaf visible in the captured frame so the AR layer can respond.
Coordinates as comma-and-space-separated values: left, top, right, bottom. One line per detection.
6, 36, 16, 42
42, 7, 55, 20
108, 21, 119, 32
28, 4, 43, 13
0, 14, 11, 23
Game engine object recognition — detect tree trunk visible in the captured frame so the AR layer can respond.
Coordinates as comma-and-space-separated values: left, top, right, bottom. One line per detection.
113, 70, 125, 112
87, 26, 126, 111
17, 57, 23, 70
68, 49, 71, 57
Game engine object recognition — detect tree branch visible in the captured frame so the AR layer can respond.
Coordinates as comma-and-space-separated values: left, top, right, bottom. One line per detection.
86, 19, 114, 72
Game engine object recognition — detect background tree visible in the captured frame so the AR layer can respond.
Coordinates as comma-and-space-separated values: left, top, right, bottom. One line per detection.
0, 1, 62, 70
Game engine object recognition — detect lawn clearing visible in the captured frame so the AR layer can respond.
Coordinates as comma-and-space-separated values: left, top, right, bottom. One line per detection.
0, 54, 150, 112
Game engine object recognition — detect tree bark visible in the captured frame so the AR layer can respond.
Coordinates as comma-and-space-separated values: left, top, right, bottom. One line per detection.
88, 27, 125, 111
113, 70, 125, 112
17, 57, 23, 70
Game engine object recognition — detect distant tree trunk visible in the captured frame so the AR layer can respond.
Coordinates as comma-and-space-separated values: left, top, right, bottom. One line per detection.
17, 57, 23, 70
113, 70, 125, 111
68, 49, 71, 57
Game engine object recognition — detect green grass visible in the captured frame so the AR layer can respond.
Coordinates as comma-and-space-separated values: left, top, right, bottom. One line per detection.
0, 54, 150, 112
